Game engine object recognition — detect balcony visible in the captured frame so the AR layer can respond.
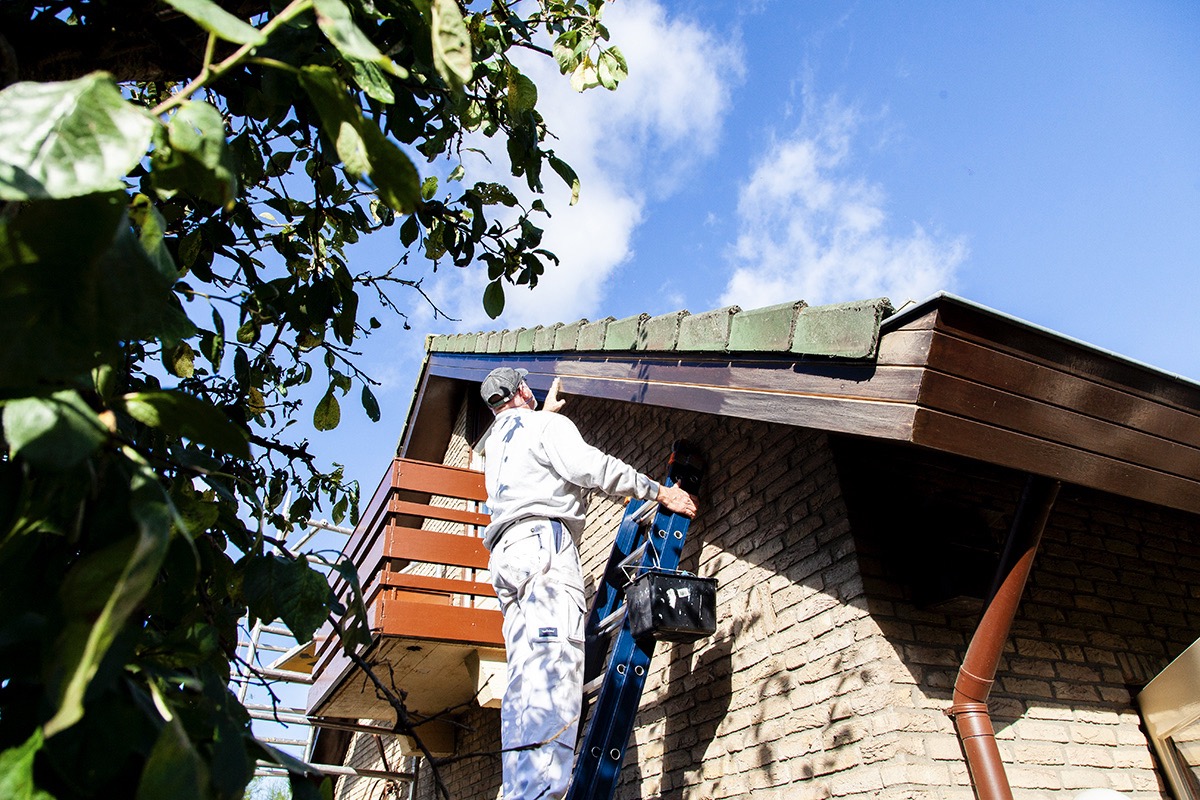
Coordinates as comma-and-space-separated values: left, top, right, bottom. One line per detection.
306, 458, 504, 756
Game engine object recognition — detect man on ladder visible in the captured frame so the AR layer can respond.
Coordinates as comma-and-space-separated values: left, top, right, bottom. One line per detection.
479, 367, 698, 800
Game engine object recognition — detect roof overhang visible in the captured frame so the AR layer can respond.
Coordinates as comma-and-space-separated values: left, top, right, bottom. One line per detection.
399, 294, 1200, 515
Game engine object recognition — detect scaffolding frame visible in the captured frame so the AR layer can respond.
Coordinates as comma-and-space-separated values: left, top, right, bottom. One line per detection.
231, 517, 422, 795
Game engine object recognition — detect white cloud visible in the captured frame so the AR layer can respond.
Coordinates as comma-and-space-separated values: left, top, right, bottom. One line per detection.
720, 95, 968, 310
412, 0, 742, 331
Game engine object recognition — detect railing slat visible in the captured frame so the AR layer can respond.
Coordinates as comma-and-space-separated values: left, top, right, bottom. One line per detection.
377, 570, 495, 599
384, 526, 490, 570
394, 459, 488, 500
389, 498, 490, 527
377, 598, 503, 646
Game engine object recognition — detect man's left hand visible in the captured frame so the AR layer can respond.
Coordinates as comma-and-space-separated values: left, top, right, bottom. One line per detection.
657, 483, 698, 518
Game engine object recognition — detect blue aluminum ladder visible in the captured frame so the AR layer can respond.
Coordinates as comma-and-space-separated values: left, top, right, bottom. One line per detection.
566, 442, 705, 800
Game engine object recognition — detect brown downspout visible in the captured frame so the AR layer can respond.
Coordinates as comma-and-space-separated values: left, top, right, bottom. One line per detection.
948, 474, 1060, 800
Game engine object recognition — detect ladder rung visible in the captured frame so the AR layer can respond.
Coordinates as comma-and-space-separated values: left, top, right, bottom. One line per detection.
595, 605, 626, 637
631, 499, 659, 525
617, 542, 648, 573
582, 674, 606, 697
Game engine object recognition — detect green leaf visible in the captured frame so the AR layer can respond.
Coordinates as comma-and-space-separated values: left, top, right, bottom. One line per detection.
313, 389, 341, 431
314, 0, 407, 80
548, 155, 580, 206
348, 59, 395, 104
165, 341, 196, 378
0, 72, 155, 200
236, 320, 260, 344
129, 194, 178, 281
0, 193, 195, 386
2, 391, 107, 468
431, 0, 474, 91
135, 716, 211, 800
570, 56, 599, 92
247, 386, 266, 417
160, 0, 266, 45
243, 554, 332, 642
506, 69, 538, 116
326, 558, 371, 648
360, 385, 380, 422
44, 465, 174, 737
483, 280, 505, 319
121, 390, 250, 459
421, 175, 438, 201
400, 215, 419, 247
0, 730, 55, 800
298, 67, 420, 213
597, 47, 629, 90
152, 101, 238, 207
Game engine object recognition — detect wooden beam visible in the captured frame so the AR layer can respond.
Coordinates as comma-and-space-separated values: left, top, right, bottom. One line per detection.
389, 498, 489, 528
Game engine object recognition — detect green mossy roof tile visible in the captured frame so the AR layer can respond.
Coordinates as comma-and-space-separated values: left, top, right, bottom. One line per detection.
485, 330, 504, 353
639, 310, 689, 350
791, 298, 893, 358
728, 300, 807, 352
554, 319, 588, 351
678, 306, 740, 351
500, 328, 523, 351
576, 317, 615, 350
514, 327, 537, 352
604, 313, 649, 350
533, 323, 563, 352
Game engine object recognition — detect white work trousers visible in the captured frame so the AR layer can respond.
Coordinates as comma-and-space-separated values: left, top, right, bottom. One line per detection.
489, 518, 585, 800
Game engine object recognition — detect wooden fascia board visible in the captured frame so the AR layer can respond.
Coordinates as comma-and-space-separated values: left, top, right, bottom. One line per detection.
928, 297, 1200, 412
912, 408, 1200, 514
910, 301, 1200, 515
425, 351, 921, 440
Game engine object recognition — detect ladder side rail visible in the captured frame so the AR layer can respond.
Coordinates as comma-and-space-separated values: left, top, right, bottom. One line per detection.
568, 502, 694, 800
582, 502, 654, 685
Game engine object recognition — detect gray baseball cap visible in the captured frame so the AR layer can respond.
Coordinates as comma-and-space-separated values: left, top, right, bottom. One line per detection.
480, 367, 528, 408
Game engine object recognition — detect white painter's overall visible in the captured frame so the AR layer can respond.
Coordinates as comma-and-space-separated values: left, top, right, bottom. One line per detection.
481, 406, 660, 799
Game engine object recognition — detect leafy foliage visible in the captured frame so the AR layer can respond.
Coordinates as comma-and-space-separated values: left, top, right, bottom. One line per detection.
0, 0, 625, 797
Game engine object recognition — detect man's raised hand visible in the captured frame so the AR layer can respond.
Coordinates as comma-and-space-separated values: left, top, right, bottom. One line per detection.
544, 377, 567, 413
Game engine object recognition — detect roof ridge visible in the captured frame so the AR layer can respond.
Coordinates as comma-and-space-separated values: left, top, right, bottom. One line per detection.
428, 297, 894, 360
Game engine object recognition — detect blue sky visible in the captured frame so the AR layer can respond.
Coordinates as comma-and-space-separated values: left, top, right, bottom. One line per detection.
308, 0, 1200, 500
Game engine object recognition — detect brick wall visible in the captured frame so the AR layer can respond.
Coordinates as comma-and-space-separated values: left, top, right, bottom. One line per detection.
841, 438, 1200, 799
346, 392, 1200, 800
413, 394, 909, 799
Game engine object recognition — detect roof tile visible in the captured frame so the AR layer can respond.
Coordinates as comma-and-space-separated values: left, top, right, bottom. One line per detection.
554, 319, 588, 350
792, 298, 893, 358
604, 313, 649, 351
728, 301, 807, 351
639, 310, 689, 350
533, 322, 563, 352
678, 306, 740, 351
514, 327, 537, 352
577, 317, 615, 350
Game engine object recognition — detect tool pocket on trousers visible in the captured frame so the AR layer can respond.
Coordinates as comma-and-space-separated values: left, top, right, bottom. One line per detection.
529, 580, 586, 646
567, 589, 586, 646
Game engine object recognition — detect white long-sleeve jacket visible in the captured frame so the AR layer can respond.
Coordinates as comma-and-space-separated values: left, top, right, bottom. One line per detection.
481, 408, 660, 548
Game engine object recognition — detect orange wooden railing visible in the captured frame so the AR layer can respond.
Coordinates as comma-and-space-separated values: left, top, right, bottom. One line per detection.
308, 458, 502, 715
